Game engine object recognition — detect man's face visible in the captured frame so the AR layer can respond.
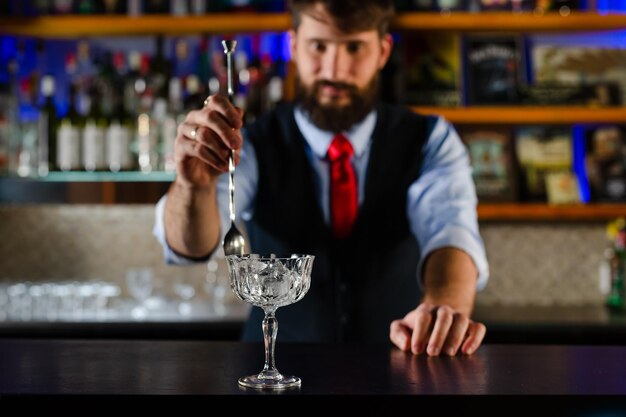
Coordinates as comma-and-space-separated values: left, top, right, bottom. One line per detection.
290, 4, 392, 132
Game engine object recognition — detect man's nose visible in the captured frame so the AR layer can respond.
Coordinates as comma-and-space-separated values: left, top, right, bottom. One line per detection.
320, 45, 350, 81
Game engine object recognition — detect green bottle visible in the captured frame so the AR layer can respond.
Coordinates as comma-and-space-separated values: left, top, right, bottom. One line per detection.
38, 75, 57, 175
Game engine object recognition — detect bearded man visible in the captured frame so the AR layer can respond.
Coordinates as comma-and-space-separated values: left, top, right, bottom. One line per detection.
154, 0, 489, 356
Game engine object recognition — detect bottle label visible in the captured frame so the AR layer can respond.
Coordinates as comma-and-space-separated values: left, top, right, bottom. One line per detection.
57, 123, 81, 171
106, 122, 133, 172
83, 121, 106, 171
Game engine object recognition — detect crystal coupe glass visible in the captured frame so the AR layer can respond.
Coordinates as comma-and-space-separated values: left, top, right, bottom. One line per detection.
226, 254, 314, 389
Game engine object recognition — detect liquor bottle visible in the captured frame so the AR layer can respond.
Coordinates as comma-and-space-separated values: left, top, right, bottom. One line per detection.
183, 74, 205, 112
74, 40, 97, 127
82, 85, 108, 171
229, 0, 255, 12
136, 55, 159, 173
144, 0, 170, 13
265, 66, 284, 113
127, 0, 141, 14
57, 83, 83, 171
75, 0, 105, 14
52, 0, 74, 14
244, 55, 263, 124
172, 38, 194, 81
105, 109, 135, 172
190, 0, 207, 14
107, 84, 134, 172
38, 75, 57, 175
96, 51, 117, 118
161, 76, 183, 172
123, 50, 142, 120
102, 0, 127, 13
32, 0, 53, 15
150, 36, 172, 100
607, 224, 626, 311
0, 83, 11, 174
170, 0, 189, 15
4, 58, 21, 176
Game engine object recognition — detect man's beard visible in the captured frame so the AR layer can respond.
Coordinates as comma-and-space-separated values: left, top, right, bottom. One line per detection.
295, 75, 379, 133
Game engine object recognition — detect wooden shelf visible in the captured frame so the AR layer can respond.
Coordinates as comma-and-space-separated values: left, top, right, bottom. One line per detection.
0, 13, 291, 37
393, 11, 626, 32
413, 106, 626, 124
478, 203, 626, 221
1, 12, 625, 37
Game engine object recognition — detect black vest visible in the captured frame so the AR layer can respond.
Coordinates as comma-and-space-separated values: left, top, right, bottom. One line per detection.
242, 102, 431, 344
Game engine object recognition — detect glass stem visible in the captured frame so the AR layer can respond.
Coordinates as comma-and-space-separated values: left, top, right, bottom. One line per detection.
261, 309, 280, 378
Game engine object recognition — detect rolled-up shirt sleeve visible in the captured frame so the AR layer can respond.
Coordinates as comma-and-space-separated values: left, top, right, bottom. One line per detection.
407, 116, 489, 291
153, 133, 259, 264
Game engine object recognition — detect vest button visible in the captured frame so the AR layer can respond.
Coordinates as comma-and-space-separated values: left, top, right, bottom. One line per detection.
341, 315, 348, 325
339, 283, 347, 293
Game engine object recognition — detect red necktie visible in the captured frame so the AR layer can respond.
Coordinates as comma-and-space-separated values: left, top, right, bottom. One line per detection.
328, 134, 358, 239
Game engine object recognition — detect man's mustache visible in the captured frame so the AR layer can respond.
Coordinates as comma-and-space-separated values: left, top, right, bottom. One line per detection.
314, 80, 358, 92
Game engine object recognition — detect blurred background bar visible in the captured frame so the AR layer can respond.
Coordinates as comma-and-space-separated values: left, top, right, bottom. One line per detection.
1, 0, 626, 343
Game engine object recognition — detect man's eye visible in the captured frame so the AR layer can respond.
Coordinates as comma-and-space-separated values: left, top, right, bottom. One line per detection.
312, 42, 326, 53
346, 42, 362, 54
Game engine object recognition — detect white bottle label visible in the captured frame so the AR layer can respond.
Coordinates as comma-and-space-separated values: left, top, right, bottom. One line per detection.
106, 122, 132, 172
57, 123, 81, 171
83, 121, 106, 171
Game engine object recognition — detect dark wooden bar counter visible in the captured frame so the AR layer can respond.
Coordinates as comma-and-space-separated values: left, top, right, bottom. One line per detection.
2, 339, 626, 396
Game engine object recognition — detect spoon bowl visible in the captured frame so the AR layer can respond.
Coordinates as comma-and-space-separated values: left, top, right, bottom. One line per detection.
223, 222, 246, 256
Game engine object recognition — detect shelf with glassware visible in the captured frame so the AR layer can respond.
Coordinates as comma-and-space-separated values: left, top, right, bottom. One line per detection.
1, 12, 626, 37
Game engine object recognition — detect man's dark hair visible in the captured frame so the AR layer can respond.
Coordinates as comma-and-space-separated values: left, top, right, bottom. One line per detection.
287, 0, 395, 37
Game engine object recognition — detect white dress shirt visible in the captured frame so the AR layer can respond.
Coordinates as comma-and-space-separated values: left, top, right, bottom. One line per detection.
153, 107, 489, 290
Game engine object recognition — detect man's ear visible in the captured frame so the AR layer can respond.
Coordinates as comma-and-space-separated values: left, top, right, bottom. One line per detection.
378, 33, 393, 70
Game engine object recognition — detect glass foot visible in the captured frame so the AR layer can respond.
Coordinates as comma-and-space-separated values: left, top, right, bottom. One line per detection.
238, 374, 301, 390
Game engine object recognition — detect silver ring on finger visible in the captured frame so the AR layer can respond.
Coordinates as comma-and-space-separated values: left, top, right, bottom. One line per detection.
190, 126, 199, 140
203, 96, 210, 108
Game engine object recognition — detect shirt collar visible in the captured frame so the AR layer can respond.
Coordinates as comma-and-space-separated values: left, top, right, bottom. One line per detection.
294, 106, 377, 159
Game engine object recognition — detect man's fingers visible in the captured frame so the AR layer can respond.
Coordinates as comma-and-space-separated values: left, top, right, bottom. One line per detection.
410, 304, 434, 355
461, 322, 487, 355
441, 314, 470, 356
175, 135, 229, 173
199, 94, 243, 129
390, 320, 411, 351
426, 305, 455, 356
185, 109, 242, 150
